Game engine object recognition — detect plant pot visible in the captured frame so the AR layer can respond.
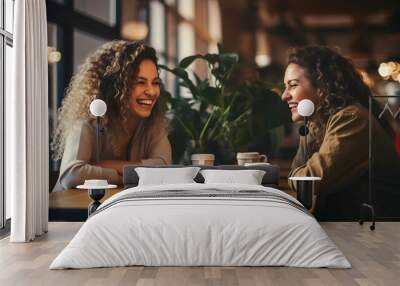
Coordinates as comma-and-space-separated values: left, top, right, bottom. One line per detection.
182, 140, 235, 165
183, 140, 204, 165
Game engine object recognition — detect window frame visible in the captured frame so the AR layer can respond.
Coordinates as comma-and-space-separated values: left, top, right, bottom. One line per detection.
0, 0, 14, 231
47, 0, 121, 221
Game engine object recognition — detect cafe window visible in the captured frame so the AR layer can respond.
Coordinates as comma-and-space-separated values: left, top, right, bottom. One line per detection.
1, 0, 14, 229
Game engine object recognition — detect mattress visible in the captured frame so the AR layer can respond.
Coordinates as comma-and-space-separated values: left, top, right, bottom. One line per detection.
50, 183, 351, 269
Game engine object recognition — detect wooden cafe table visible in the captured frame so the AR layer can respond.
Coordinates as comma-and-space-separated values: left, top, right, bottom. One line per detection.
49, 187, 124, 220
50, 159, 296, 213
49, 160, 296, 221
50, 187, 124, 209
50, 186, 296, 221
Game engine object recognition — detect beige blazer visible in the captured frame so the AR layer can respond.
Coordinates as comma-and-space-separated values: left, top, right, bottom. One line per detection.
53, 119, 172, 192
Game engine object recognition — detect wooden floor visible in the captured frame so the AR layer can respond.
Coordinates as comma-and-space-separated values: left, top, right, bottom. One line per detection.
1, 222, 399, 286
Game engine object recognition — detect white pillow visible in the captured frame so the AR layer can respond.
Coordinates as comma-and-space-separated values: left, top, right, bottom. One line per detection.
135, 167, 201, 186
200, 169, 266, 185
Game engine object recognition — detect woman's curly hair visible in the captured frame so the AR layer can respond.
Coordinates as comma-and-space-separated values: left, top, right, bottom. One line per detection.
51, 40, 165, 160
288, 46, 393, 144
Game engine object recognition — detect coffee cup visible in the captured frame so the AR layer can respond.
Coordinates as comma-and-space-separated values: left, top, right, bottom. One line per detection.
191, 153, 215, 166
236, 152, 268, 166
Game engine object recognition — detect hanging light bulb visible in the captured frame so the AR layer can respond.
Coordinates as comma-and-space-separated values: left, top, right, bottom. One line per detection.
378, 63, 391, 77
254, 30, 271, 68
47, 46, 61, 64
378, 61, 400, 83
121, 21, 149, 41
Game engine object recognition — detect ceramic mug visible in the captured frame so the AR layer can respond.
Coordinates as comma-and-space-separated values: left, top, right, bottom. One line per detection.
236, 152, 268, 166
191, 153, 215, 166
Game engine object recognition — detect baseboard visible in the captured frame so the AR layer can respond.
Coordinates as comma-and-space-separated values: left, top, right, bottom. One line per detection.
0, 218, 11, 239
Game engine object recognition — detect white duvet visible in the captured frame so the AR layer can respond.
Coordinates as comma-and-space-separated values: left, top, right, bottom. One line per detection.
50, 183, 351, 269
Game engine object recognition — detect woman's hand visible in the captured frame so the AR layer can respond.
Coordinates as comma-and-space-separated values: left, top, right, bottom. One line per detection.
93, 160, 141, 176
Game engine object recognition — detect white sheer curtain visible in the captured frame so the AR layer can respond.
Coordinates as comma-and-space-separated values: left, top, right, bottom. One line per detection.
9, 0, 49, 242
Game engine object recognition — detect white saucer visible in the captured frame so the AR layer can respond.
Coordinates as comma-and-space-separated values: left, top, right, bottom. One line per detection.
289, 176, 321, 181
77, 184, 117, 190
244, 162, 271, 166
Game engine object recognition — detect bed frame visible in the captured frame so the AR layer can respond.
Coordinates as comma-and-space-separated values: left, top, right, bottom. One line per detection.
123, 164, 280, 189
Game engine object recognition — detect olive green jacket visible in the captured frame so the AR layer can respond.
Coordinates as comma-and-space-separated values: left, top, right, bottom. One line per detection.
289, 105, 400, 218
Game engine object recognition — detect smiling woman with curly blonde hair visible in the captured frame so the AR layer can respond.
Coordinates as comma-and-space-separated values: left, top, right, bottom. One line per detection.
52, 41, 171, 192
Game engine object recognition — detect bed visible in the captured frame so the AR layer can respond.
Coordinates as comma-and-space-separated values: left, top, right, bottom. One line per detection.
50, 165, 350, 269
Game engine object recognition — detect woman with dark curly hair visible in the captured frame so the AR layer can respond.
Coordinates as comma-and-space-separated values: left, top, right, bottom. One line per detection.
282, 46, 400, 220
52, 41, 171, 192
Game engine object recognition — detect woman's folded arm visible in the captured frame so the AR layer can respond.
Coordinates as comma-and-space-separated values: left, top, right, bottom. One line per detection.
288, 107, 369, 196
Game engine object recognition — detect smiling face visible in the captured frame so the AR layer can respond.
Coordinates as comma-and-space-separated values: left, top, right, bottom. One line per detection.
282, 63, 320, 122
129, 59, 161, 118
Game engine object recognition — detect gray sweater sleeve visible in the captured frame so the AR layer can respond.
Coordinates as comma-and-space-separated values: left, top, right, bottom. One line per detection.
141, 132, 172, 166
55, 121, 121, 191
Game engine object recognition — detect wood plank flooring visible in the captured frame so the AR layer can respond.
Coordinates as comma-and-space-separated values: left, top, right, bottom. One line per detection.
1, 222, 399, 286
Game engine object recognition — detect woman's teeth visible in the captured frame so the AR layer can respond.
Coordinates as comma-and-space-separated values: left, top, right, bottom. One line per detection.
137, 99, 153, 106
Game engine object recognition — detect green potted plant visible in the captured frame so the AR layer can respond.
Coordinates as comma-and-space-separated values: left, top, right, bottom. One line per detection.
160, 45, 291, 164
